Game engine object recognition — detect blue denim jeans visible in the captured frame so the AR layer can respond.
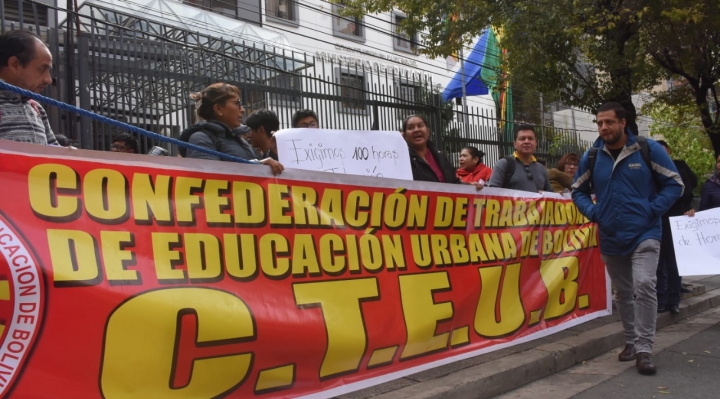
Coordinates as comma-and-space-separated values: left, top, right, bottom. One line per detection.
602, 239, 661, 354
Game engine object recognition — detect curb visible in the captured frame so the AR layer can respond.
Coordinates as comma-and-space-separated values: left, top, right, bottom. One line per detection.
346, 277, 720, 399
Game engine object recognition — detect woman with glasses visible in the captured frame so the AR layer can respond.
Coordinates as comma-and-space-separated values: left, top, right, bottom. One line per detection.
402, 114, 460, 183
548, 153, 579, 193
182, 83, 283, 175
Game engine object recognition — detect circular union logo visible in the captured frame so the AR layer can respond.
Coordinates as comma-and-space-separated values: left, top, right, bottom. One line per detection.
0, 215, 44, 397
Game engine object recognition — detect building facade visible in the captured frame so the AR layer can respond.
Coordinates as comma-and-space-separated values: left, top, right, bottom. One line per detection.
2, 0, 587, 164
258, 0, 496, 129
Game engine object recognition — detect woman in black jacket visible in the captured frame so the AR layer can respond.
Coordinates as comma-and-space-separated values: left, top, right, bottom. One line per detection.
699, 154, 720, 211
401, 114, 460, 183
182, 82, 283, 175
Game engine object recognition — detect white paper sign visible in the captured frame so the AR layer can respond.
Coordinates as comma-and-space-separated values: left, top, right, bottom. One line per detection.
669, 207, 720, 276
275, 128, 413, 180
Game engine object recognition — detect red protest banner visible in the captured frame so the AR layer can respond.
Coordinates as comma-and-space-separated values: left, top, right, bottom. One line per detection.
0, 142, 608, 398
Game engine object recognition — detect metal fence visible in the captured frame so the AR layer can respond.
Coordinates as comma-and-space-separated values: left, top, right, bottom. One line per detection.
1, 0, 591, 166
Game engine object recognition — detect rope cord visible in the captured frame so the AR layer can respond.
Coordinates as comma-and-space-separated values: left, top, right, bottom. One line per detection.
0, 80, 256, 164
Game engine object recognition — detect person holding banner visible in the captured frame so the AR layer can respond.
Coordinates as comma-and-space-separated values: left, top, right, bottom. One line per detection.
246, 109, 280, 161
456, 146, 492, 184
0, 30, 58, 146
699, 154, 720, 211
486, 125, 552, 193
183, 83, 283, 175
402, 114, 460, 183
110, 133, 139, 154
572, 102, 683, 376
292, 109, 320, 128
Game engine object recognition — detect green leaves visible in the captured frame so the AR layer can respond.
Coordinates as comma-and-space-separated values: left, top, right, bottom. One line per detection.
645, 101, 716, 193
347, 0, 720, 154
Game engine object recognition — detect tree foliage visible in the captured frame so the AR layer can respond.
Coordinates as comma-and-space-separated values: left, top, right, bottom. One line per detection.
336, 0, 720, 155
510, 82, 544, 125
644, 101, 716, 195
640, 0, 720, 156
545, 127, 592, 164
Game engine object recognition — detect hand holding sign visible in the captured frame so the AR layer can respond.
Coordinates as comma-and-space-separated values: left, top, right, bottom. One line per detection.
669, 207, 720, 275
275, 128, 413, 180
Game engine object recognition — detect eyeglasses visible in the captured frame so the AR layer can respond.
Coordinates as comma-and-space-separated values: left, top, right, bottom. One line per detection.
226, 99, 245, 108
524, 165, 534, 180
111, 144, 128, 151
565, 163, 579, 168
298, 122, 318, 128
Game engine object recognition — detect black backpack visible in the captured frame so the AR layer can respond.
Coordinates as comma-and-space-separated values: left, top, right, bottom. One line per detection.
178, 122, 223, 158
502, 155, 518, 188
178, 123, 256, 158
586, 135, 654, 189
501, 155, 547, 188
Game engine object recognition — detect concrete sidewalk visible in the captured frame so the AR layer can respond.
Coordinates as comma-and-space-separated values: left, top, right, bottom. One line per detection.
336, 275, 720, 399
497, 305, 720, 399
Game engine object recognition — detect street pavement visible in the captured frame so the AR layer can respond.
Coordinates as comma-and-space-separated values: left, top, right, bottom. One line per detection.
346, 276, 720, 399
496, 306, 720, 399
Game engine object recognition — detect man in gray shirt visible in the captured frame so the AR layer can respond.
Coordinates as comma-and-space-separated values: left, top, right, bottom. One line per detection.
486, 125, 552, 192
0, 30, 57, 146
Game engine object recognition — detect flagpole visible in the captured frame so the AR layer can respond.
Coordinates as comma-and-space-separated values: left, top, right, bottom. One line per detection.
459, 46, 470, 138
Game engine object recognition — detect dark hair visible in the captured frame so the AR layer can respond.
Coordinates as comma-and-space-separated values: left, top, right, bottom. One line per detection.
0, 30, 45, 68
291, 109, 319, 127
515, 124, 536, 139
401, 114, 429, 133
235, 125, 251, 137
190, 83, 241, 121
55, 134, 70, 147
597, 102, 626, 120
113, 133, 138, 153
656, 139, 669, 149
462, 146, 485, 162
557, 153, 580, 172
245, 109, 279, 138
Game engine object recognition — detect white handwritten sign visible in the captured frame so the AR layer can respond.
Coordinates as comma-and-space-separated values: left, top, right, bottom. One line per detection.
275, 128, 413, 180
670, 207, 720, 276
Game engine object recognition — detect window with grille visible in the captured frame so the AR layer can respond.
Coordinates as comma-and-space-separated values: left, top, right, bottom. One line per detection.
398, 82, 419, 103
3, 0, 49, 26
338, 71, 366, 112
267, 73, 301, 105
396, 81, 420, 118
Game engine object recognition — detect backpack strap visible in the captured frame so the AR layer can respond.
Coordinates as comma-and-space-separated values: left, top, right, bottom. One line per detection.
503, 155, 516, 188
636, 136, 652, 172
178, 132, 190, 157
587, 137, 653, 190
587, 147, 598, 189
637, 136, 663, 193
178, 123, 224, 157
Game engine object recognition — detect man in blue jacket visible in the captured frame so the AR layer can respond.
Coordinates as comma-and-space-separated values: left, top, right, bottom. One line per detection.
572, 102, 683, 376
